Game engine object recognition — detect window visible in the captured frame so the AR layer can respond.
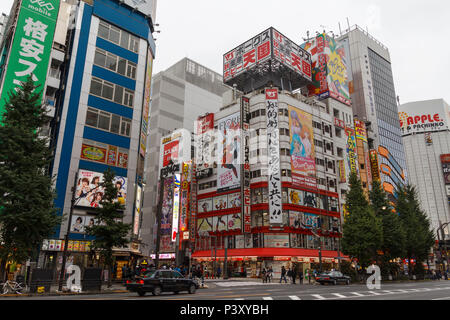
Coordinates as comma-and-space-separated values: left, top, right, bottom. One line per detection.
90, 77, 134, 108
97, 20, 139, 53
94, 48, 137, 80
85, 107, 132, 137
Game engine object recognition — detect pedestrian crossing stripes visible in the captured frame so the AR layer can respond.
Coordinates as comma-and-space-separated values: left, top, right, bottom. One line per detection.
230, 286, 450, 300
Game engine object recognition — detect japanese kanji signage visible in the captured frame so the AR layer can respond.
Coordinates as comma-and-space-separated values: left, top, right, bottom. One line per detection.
0, 0, 61, 119
241, 96, 251, 233
265, 89, 283, 224
223, 27, 312, 92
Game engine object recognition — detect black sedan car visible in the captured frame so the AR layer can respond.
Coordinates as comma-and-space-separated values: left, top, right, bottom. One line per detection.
315, 271, 351, 285
126, 269, 199, 296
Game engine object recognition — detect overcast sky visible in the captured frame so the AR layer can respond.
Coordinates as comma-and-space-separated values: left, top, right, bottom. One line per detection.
1, 0, 449, 104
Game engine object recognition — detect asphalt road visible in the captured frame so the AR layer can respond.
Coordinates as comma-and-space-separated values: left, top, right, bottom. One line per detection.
8, 279, 450, 301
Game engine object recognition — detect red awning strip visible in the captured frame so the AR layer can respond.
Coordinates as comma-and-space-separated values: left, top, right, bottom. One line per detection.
191, 248, 348, 259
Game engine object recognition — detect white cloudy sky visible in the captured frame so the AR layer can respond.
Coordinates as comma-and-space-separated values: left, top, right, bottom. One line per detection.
1, 0, 449, 104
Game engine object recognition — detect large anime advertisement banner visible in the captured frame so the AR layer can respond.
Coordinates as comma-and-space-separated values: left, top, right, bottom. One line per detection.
75, 170, 127, 208
288, 106, 316, 189
217, 113, 241, 192
301, 33, 351, 106
160, 176, 175, 252
266, 89, 283, 224
345, 128, 359, 180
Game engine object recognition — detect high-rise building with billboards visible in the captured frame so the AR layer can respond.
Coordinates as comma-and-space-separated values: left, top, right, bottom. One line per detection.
338, 26, 407, 200
141, 58, 229, 259
184, 27, 349, 278
399, 99, 450, 246
0, 0, 157, 273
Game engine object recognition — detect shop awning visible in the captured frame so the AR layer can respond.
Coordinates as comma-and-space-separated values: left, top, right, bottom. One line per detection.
191, 248, 348, 260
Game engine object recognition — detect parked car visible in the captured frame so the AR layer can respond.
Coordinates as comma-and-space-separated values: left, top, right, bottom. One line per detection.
126, 269, 199, 296
316, 271, 351, 285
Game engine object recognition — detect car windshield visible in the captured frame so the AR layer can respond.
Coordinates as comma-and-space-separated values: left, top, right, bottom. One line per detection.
143, 270, 157, 278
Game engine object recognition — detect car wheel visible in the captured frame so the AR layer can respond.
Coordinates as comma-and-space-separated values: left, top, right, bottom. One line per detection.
188, 284, 196, 294
174, 291, 179, 294
137, 290, 146, 297
320, 282, 324, 285
152, 286, 162, 296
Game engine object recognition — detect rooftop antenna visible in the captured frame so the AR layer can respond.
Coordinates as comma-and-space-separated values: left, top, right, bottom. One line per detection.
346, 17, 350, 32
338, 22, 342, 36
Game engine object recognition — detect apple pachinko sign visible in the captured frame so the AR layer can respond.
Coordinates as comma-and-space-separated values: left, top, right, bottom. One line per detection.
0, 0, 60, 120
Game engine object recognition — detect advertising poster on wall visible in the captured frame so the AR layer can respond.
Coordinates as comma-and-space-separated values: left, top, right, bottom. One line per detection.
289, 211, 301, 228
227, 193, 241, 208
74, 170, 127, 208
160, 177, 174, 239
227, 213, 242, 231
264, 234, 289, 248
198, 198, 212, 213
217, 113, 241, 192
213, 195, 228, 211
398, 101, 449, 136
288, 189, 303, 205
195, 113, 215, 170
197, 217, 213, 236
288, 105, 316, 188
345, 128, 358, 178
301, 33, 351, 105
213, 215, 228, 232
140, 49, 153, 158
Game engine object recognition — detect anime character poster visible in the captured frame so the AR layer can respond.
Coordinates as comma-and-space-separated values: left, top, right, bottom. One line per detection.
74, 170, 127, 208
288, 106, 316, 187
213, 195, 228, 211
227, 193, 241, 208
227, 213, 242, 231
217, 113, 241, 192
213, 215, 228, 232
198, 198, 212, 213
160, 177, 174, 237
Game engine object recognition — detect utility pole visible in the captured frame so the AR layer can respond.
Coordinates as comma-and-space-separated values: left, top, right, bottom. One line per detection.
58, 171, 78, 292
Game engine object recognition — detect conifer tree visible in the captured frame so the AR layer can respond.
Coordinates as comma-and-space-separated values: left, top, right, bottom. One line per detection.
342, 171, 383, 271
369, 180, 405, 276
0, 76, 60, 280
84, 168, 131, 288
396, 184, 434, 275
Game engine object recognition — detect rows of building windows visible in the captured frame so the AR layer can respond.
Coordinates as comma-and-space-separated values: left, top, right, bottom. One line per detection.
194, 233, 340, 251
85, 107, 132, 137
98, 20, 140, 53
90, 77, 134, 108
93, 48, 137, 80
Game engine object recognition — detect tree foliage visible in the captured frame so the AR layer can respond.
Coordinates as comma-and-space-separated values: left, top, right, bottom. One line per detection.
341, 171, 383, 269
396, 184, 435, 272
0, 76, 60, 279
84, 168, 131, 287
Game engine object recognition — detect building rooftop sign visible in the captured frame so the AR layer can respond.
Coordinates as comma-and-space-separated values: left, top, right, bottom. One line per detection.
223, 27, 312, 93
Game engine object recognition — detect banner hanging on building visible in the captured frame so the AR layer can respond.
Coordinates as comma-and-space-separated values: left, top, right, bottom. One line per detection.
266, 89, 283, 224
288, 105, 317, 189
217, 112, 241, 192
0, 0, 61, 120
241, 96, 251, 233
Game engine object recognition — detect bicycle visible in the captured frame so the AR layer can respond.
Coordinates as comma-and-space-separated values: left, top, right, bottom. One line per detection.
1, 280, 27, 294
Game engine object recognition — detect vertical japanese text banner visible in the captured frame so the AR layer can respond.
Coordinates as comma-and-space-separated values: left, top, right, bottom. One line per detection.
0, 0, 61, 119
266, 89, 283, 224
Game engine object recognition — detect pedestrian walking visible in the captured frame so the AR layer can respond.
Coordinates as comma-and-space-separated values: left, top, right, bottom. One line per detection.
292, 267, 297, 284
268, 266, 273, 283
217, 266, 222, 278
280, 266, 288, 283
261, 268, 267, 283
299, 270, 303, 284
287, 267, 292, 283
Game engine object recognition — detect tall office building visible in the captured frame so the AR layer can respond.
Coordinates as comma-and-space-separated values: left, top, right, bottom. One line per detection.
0, 0, 157, 272
141, 58, 229, 257
338, 26, 407, 199
399, 99, 450, 239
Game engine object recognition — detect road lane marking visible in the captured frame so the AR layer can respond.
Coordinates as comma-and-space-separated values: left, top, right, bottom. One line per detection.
312, 294, 326, 300
351, 292, 365, 296
289, 295, 301, 300
432, 296, 450, 300
262, 297, 273, 300
368, 291, 381, 295
332, 293, 347, 298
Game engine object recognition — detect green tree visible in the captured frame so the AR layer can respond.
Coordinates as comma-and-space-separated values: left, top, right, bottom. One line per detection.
342, 171, 383, 273
85, 168, 131, 288
396, 184, 435, 275
0, 76, 60, 281
369, 180, 406, 277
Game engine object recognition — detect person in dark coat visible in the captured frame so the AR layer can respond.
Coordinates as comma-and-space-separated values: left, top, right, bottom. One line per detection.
291, 267, 297, 284
280, 266, 287, 283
